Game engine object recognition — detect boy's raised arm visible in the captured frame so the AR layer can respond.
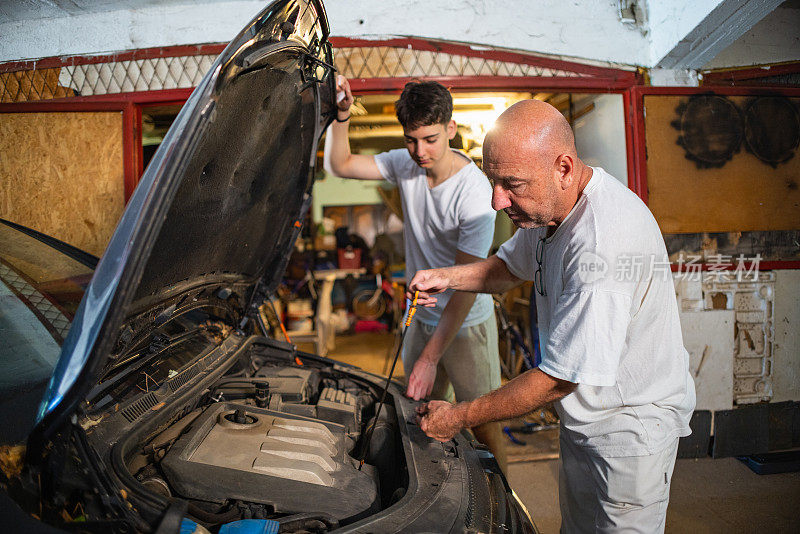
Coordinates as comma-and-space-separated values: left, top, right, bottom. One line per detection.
324, 75, 384, 181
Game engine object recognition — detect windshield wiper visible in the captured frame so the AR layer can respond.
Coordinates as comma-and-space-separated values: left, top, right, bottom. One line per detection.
86, 328, 198, 403
0, 218, 98, 269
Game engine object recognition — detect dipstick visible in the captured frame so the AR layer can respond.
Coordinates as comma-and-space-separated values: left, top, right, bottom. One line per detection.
358, 291, 419, 468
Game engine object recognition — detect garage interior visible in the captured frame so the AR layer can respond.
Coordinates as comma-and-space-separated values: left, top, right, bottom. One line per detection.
1, 0, 800, 532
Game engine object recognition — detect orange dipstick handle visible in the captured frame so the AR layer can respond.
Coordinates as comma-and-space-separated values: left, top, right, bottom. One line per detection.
405, 290, 420, 328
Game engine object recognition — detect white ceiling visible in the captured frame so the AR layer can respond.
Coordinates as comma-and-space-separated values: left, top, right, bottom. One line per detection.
0, 0, 240, 23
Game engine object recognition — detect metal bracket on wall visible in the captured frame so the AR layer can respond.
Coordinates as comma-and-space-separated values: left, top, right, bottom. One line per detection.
702, 272, 775, 405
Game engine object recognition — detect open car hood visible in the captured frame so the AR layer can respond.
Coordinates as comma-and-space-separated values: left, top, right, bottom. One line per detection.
36, 0, 336, 430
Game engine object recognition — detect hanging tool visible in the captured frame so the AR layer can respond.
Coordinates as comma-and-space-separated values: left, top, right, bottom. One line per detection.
358, 290, 419, 469
266, 300, 304, 366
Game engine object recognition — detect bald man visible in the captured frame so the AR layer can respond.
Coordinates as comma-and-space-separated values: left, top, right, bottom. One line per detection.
408, 100, 695, 533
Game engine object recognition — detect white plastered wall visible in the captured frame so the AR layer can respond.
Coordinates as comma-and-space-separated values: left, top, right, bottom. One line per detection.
4, 0, 797, 71
0, 0, 722, 68
647, 0, 734, 65
572, 94, 628, 185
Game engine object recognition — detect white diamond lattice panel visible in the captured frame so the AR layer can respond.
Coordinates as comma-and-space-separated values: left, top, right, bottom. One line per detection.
57, 55, 216, 96
2, 45, 594, 103
334, 47, 590, 79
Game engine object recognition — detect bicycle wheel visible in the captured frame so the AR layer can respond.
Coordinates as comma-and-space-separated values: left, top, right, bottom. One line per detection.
352, 289, 387, 320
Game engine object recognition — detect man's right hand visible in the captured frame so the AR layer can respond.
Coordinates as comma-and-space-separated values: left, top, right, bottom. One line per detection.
335, 75, 354, 118
406, 268, 451, 307
406, 357, 437, 400
417, 400, 468, 443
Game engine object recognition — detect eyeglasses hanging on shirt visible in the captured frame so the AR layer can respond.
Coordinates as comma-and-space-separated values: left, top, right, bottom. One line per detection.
535, 236, 546, 297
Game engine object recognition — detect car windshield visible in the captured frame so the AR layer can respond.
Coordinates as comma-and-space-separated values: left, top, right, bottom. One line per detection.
0, 222, 94, 398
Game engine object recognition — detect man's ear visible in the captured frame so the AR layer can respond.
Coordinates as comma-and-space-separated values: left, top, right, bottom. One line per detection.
555, 154, 574, 190
446, 119, 457, 140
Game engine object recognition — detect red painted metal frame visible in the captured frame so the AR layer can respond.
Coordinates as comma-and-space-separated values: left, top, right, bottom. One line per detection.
1, 36, 639, 82
627, 86, 649, 204
332, 37, 641, 94
3, 40, 795, 268
134, 104, 143, 179
10, 88, 196, 106
122, 102, 137, 200
701, 61, 800, 86
0, 44, 226, 74
0, 38, 642, 208
628, 85, 800, 270
0, 40, 641, 200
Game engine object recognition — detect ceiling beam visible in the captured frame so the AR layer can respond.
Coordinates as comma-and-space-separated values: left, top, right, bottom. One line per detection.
655, 0, 785, 69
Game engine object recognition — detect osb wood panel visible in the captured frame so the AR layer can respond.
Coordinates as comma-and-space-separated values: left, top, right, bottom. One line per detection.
644, 95, 800, 234
0, 69, 74, 103
0, 112, 124, 256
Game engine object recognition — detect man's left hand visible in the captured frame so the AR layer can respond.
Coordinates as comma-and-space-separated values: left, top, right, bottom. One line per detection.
417, 400, 467, 442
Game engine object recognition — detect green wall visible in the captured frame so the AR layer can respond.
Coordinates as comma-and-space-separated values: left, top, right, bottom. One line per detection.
311, 171, 388, 222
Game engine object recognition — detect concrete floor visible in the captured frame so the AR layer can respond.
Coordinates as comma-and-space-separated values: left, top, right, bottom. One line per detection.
318, 331, 800, 533
507, 456, 800, 533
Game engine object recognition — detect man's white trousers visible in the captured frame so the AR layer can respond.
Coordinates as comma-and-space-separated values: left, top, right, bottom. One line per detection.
559, 433, 680, 533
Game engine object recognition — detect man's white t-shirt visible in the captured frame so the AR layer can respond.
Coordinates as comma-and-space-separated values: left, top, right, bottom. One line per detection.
497, 167, 695, 457
374, 148, 495, 327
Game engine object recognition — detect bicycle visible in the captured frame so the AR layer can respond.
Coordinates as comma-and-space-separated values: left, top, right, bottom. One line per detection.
493, 293, 540, 379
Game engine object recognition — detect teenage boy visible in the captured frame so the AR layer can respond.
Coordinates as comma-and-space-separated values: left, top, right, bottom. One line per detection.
325, 75, 505, 468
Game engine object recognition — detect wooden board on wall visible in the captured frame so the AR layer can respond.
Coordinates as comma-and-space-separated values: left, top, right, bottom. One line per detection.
0, 112, 125, 256
644, 95, 800, 234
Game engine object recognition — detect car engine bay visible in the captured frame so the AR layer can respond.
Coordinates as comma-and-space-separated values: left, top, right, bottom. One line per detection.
79, 320, 408, 532
154, 364, 386, 522
5, 293, 534, 533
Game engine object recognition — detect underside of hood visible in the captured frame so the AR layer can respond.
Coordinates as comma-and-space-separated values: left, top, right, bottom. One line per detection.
36, 0, 336, 430
133, 2, 335, 307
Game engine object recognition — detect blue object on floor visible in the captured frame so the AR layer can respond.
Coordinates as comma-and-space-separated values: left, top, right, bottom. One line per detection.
738, 451, 800, 475
503, 425, 526, 445
218, 519, 280, 534
180, 519, 204, 534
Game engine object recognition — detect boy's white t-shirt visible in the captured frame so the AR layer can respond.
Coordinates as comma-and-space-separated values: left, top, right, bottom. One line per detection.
497, 167, 696, 457
374, 148, 495, 327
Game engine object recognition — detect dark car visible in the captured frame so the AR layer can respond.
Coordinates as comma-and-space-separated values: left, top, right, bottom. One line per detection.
0, 1, 537, 532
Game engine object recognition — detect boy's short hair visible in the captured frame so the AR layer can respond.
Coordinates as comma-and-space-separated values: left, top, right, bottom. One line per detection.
394, 80, 453, 130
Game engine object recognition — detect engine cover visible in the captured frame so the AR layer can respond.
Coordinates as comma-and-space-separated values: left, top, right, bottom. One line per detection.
161, 402, 379, 520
